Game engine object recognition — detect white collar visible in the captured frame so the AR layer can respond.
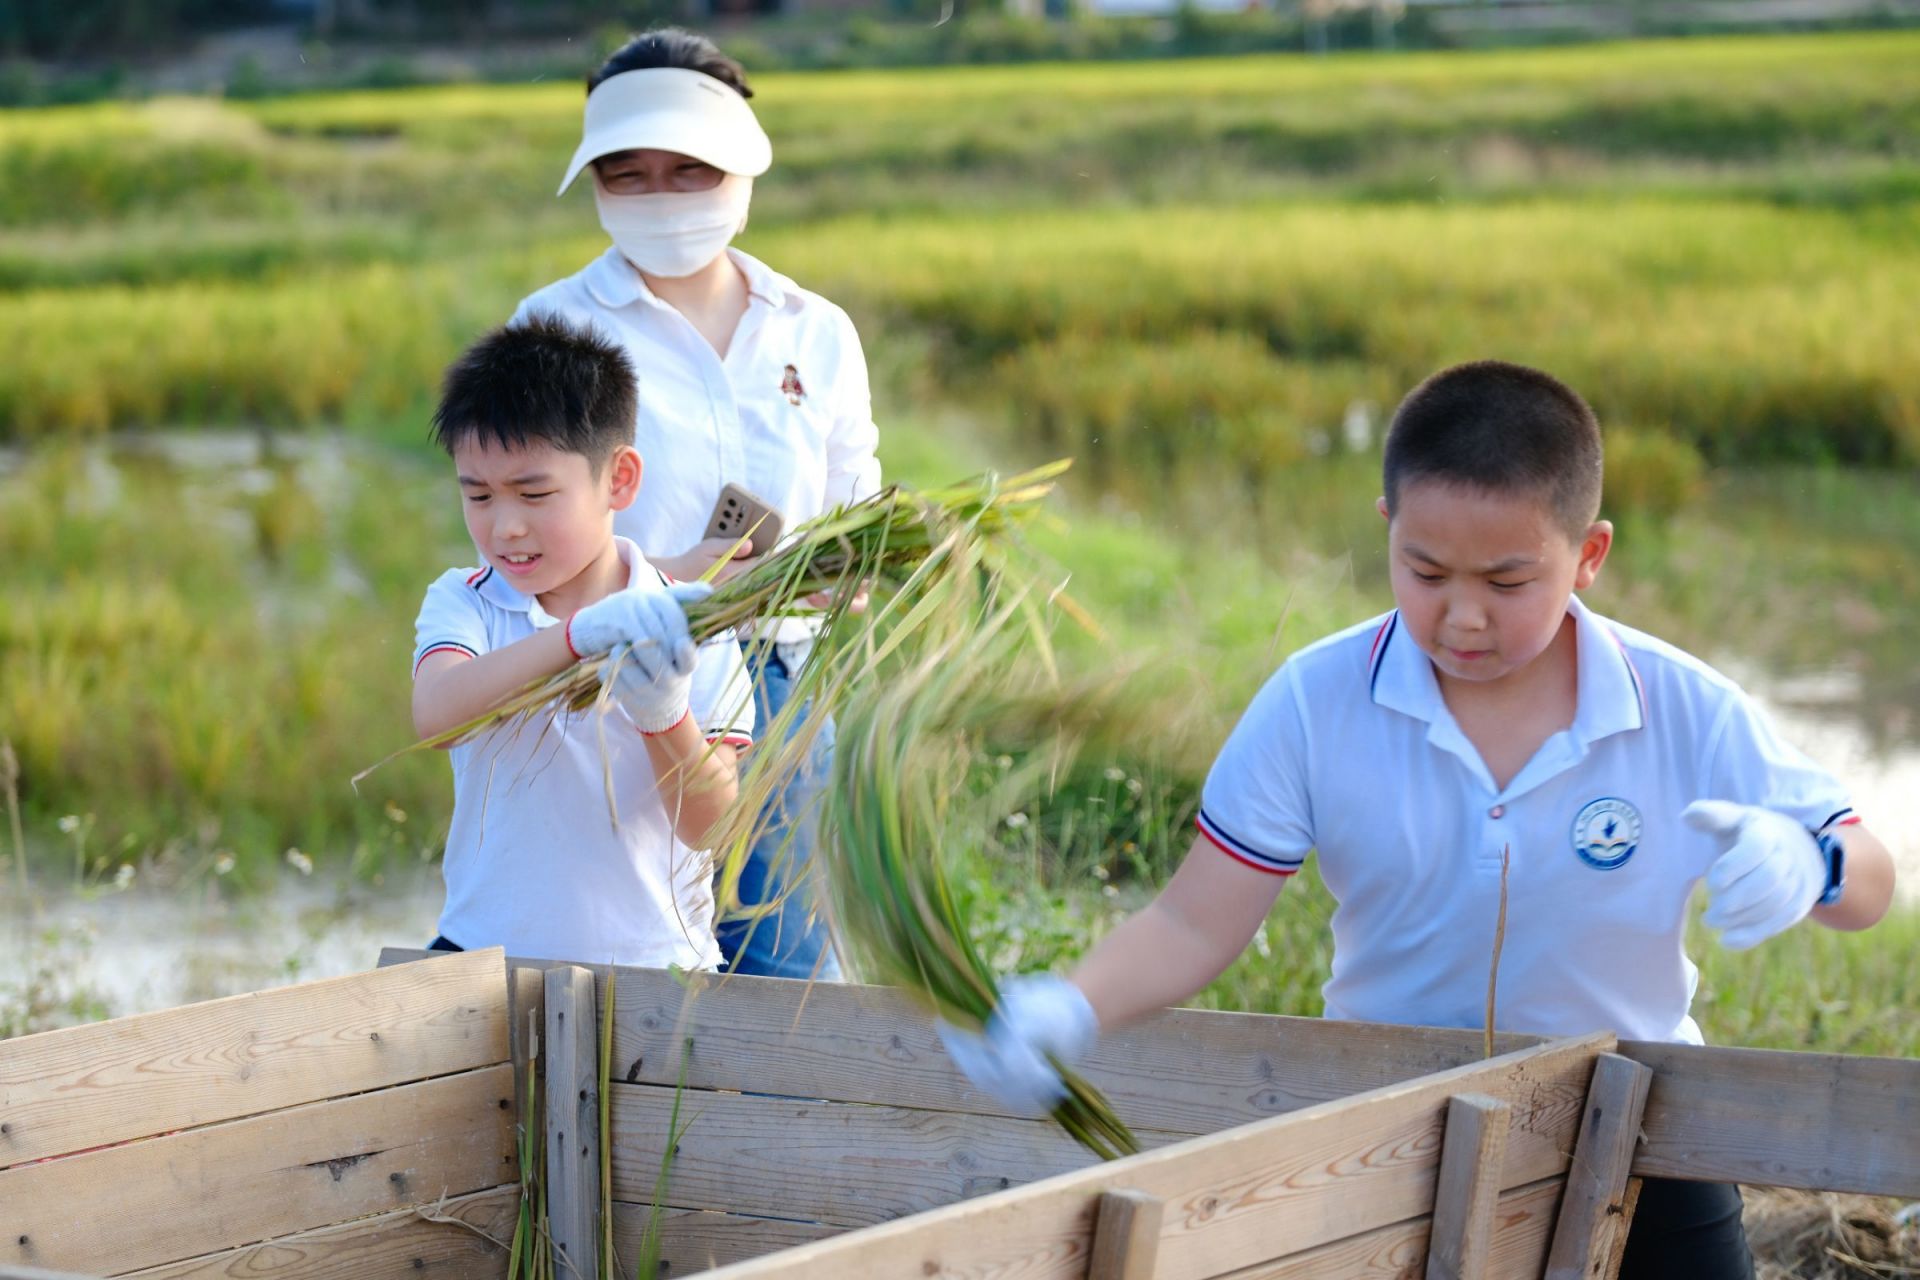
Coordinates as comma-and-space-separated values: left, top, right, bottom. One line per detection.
1366, 594, 1646, 785
583, 245, 791, 313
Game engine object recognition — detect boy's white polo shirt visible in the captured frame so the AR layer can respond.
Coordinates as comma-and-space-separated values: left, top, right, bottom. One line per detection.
1199, 595, 1854, 1044
511, 247, 882, 644
412, 537, 755, 969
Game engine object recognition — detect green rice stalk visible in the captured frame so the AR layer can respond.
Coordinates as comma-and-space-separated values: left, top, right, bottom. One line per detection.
635, 1037, 693, 1280
817, 572, 1140, 1160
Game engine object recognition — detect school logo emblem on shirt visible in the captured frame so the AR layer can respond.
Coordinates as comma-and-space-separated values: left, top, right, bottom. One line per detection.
781, 364, 806, 406
1572, 797, 1641, 870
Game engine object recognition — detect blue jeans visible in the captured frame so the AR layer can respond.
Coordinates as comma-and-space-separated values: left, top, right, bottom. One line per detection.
715, 642, 844, 981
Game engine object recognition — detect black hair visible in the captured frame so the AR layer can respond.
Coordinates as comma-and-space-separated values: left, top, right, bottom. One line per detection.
1382, 360, 1604, 537
588, 28, 752, 99
431, 314, 637, 469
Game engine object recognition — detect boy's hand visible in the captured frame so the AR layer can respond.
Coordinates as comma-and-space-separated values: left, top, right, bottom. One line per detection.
566, 582, 712, 733
937, 974, 1098, 1116
1683, 800, 1827, 950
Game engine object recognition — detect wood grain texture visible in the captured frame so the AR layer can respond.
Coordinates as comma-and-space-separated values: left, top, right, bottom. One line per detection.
1089, 1190, 1164, 1280
377, 952, 1542, 1138
609, 1203, 841, 1276
1210, 1176, 1564, 1280
1425, 1095, 1512, 1280
1545, 1055, 1653, 1280
607, 1084, 1159, 1227
120, 1185, 518, 1280
687, 1034, 1607, 1280
0, 1064, 517, 1278
544, 967, 600, 1280
603, 963, 1540, 1135
0, 949, 508, 1170
1620, 1040, 1920, 1196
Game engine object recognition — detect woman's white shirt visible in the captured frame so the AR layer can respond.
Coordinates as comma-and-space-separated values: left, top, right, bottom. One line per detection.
512, 246, 882, 643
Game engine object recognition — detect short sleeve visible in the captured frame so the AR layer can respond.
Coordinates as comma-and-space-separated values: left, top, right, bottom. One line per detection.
823, 308, 881, 508
1704, 687, 1855, 834
413, 569, 491, 677
689, 633, 755, 747
1196, 663, 1315, 875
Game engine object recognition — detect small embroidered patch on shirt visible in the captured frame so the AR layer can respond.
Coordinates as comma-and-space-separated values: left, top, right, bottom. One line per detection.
781, 364, 806, 406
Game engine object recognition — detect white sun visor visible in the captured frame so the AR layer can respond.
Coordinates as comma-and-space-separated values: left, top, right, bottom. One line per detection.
557, 67, 772, 195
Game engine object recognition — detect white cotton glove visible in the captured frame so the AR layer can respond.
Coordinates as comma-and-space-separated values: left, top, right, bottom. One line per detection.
565, 581, 712, 734
937, 974, 1099, 1117
1683, 800, 1828, 951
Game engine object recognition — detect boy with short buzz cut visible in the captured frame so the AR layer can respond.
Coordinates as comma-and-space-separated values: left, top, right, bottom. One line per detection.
411, 313, 754, 970
947, 360, 1897, 1277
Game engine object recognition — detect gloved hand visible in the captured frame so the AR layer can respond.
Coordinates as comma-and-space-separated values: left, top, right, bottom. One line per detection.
1683, 800, 1828, 951
566, 582, 712, 734
937, 974, 1099, 1117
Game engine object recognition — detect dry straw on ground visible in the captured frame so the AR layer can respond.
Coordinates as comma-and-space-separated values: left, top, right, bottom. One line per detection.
1747, 1189, 1920, 1279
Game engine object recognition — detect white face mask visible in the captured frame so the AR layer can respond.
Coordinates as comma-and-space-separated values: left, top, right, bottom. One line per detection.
595, 175, 753, 280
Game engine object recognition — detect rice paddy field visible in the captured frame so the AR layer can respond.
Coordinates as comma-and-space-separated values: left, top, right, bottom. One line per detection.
2, 31, 1918, 1065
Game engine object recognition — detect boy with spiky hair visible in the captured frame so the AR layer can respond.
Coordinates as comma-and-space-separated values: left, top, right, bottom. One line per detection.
947, 360, 1896, 1276
411, 314, 754, 968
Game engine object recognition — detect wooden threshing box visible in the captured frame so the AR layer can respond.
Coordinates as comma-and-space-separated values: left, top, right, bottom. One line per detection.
3, 947, 1915, 1280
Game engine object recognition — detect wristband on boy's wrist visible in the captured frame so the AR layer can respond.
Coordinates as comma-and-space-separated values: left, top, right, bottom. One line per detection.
1812, 828, 1847, 906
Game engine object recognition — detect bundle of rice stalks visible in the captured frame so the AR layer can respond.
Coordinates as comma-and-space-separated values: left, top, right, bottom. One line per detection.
818, 579, 1142, 1161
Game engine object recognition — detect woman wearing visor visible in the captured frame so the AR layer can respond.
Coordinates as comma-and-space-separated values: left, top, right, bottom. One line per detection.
513, 30, 880, 981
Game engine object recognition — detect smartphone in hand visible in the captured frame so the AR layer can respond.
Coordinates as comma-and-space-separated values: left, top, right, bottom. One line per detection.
704, 483, 784, 557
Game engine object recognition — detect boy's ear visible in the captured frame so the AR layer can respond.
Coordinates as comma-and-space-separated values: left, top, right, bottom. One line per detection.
1573, 519, 1614, 590
606, 445, 644, 511
1375, 496, 1390, 522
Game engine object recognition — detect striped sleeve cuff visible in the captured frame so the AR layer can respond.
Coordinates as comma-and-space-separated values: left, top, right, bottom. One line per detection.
413, 641, 479, 677
707, 730, 754, 748
1195, 810, 1304, 876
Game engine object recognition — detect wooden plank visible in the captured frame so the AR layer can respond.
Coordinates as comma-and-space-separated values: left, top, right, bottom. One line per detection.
0, 1269, 102, 1280
121, 1185, 518, 1280
1089, 1189, 1164, 1280
1210, 1176, 1563, 1280
378, 952, 1543, 1137
1620, 1040, 1920, 1196
610, 1203, 841, 1276
600, 962, 1539, 1134
544, 966, 600, 1280
0, 949, 508, 1170
607, 1083, 1155, 1227
1425, 1095, 1512, 1280
1544, 1054, 1654, 1280
508, 965, 545, 1127
688, 1034, 1607, 1280
1598, 1179, 1642, 1280
0, 1065, 517, 1278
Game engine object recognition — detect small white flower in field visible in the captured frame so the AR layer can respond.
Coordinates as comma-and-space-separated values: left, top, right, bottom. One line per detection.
1125, 778, 1143, 796
1091, 864, 1110, 881
285, 847, 313, 876
1252, 928, 1273, 960
384, 804, 407, 824
1103, 766, 1126, 783
995, 755, 1013, 770
113, 863, 135, 890
1103, 884, 1119, 899
57, 815, 81, 834
213, 852, 236, 876
1003, 812, 1030, 830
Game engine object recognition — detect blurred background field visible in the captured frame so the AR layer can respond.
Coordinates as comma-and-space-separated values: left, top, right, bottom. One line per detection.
2, 32, 1917, 1066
